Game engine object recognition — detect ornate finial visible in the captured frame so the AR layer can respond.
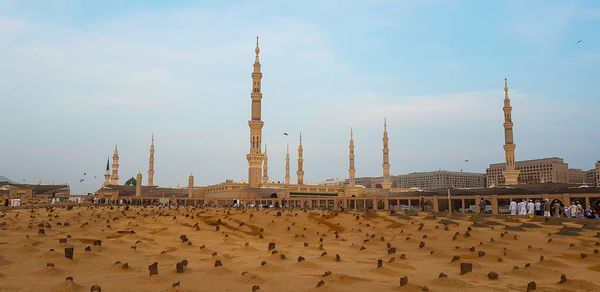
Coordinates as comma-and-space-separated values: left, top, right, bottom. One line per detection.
152, 134, 154, 143
384, 117, 387, 130
350, 127, 353, 139
190, 173, 193, 177
255, 36, 260, 56
504, 78, 508, 93
287, 143, 289, 153
299, 132, 302, 144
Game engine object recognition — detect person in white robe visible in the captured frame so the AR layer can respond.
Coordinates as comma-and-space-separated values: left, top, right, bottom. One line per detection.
509, 200, 517, 215
518, 200, 527, 215
527, 200, 535, 215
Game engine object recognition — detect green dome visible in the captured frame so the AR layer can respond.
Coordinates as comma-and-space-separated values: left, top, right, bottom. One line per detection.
125, 177, 137, 186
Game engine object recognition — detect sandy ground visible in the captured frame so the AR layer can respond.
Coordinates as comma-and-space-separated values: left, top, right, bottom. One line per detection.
1, 205, 600, 291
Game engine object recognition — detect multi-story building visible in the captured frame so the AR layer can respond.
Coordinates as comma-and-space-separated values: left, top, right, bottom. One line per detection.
568, 168, 586, 184
486, 157, 568, 187
316, 179, 346, 186
585, 169, 596, 186
394, 171, 485, 189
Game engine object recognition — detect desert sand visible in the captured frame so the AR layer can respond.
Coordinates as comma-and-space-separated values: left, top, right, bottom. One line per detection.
1, 205, 599, 291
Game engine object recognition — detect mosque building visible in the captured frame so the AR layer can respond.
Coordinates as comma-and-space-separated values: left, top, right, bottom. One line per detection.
95, 38, 599, 209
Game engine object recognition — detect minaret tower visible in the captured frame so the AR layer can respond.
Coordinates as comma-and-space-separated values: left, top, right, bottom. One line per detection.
262, 145, 269, 184
148, 134, 155, 186
110, 145, 119, 185
348, 128, 356, 186
381, 118, 392, 189
297, 133, 304, 184
246, 36, 266, 188
502, 78, 520, 185
285, 144, 290, 184
135, 171, 142, 196
188, 173, 194, 197
103, 157, 110, 186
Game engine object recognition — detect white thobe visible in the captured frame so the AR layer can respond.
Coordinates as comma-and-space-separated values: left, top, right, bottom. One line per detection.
518, 202, 527, 215
509, 201, 517, 215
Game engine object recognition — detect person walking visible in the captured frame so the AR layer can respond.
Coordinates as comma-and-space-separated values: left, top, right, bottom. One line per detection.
553, 201, 562, 217
479, 198, 486, 214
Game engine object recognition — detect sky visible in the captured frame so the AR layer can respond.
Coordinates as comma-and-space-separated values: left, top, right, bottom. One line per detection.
0, 0, 599, 194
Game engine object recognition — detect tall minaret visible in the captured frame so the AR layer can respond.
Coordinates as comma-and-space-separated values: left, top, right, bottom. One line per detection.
262, 145, 269, 184
103, 157, 110, 186
381, 118, 392, 189
297, 133, 304, 185
285, 144, 290, 184
246, 36, 266, 188
348, 128, 356, 186
502, 78, 520, 185
110, 145, 119, 185
188, 173, 194, 197
135, 172, 142, 196
148, 134, 155, 186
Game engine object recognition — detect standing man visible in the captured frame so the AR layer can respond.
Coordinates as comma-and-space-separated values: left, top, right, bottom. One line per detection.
479, 198, 486, 215
518, 199, 527, 215
543, 199, 551, 217
527, 200, 535, 215
534, 200, 541, 216
509, 200, 517, 215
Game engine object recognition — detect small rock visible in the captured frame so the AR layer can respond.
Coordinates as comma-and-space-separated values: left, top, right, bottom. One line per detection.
64, 247, 74, 259
487, 271, 499, 280
460, 262, 472, 275
335, 254, 341, 262
268, 242, 275, 251
214, 260, 223, 267
419, 241, 425, 248
439, 273, 447, 278
316, 280, 325, 287
252, 285, 260, 292
297, 256, 305, 262
322, 271, 331, 277
90, 284, 102, 292
377, 259, 383, 268
451, 255, 460, 262
478, 251, 485, 257
400, 276, 408, 286
148, 262, 158, 276
559, 273, 567, 284
527, 281, 536, 291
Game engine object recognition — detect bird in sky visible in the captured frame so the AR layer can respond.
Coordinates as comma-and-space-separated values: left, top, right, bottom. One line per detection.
83, 172, 87, 176
576, 40, 582, 44
283, 133, 288, 136
464, 159, 469, 162
79, 178, 85, 183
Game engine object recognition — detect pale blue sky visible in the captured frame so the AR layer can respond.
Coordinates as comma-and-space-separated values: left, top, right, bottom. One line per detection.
1, 0, 598, 194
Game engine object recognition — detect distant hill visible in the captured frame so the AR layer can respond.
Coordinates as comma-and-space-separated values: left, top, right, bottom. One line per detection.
0, 175, 14, 183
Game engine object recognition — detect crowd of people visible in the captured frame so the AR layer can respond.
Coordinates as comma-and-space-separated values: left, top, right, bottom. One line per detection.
508, 198, 600, 219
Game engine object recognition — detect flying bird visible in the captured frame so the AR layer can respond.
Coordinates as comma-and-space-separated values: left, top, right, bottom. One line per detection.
576, 40, 582, 44
283, 133, 288, 136
83, 172, 87, 176
80, 179, 85, 183
464, 159, 469, 162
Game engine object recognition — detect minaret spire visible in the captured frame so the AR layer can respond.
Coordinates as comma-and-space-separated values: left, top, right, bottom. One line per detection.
348, 127, 355, 186
285, 144, 290, 184
246, 37, 266, 188
148, 134, 155, 186
110, 145, 119, 185
502, 78, 520, 185
381, 118, 392, 189
104, 157, 110, 186
262, 145, 269, 184
297, 133, 304, 184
